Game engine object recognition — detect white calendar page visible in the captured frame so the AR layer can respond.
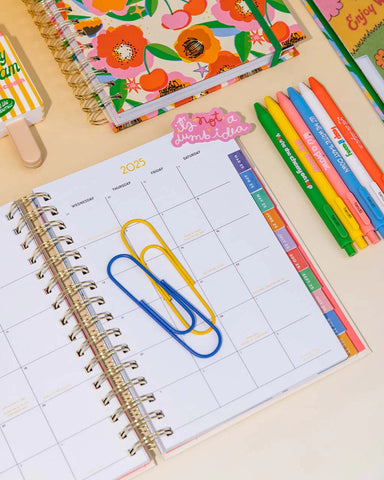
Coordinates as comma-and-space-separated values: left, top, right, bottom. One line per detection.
0, 205, 152, 479
36, 134, 348, 456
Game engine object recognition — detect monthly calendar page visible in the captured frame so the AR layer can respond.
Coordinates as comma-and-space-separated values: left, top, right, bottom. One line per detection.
36, 134, 348, 455
0, 206, 152, 479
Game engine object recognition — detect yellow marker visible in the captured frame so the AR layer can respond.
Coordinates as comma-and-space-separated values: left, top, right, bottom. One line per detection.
264, 96, 367, 250
121, 219, 216, 335
0, 32, 44, 167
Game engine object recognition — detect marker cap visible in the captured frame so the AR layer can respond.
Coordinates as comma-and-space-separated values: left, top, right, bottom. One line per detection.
366, 230, 380, 244
354, 236, 367, 250
376, 226, 384, 239
345, 243, 357, 257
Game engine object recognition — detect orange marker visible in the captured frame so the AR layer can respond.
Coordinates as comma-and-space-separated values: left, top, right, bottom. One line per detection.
309, 77, 384, 193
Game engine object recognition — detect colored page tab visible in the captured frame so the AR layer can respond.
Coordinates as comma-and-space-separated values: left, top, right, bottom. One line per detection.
240, 170, 262, 193
228, 150, 252, 173
263, 208, 285, 231
325, 310, 346, 335
312, 288, 334, 313
338, 332, 359, 357
299, 267, 322, 292
251, 189, 274, 212
275, 227, 296, 252
287, 247, 307, 271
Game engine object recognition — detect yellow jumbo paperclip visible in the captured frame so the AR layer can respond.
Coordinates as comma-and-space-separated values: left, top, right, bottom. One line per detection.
120, 219, 216, 335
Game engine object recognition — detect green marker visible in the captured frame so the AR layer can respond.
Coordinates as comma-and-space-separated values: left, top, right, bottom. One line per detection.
254, 102, 356, 256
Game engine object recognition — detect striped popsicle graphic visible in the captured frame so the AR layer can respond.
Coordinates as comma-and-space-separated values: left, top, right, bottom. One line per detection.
0, 32, 43, 136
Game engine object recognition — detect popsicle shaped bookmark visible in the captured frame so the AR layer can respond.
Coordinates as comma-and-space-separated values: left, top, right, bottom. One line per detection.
0, 32, 44, 167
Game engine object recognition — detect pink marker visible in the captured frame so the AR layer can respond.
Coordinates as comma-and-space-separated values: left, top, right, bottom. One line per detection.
276, 91, 379, 244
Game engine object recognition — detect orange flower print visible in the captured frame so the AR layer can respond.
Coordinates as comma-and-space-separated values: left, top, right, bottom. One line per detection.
212, 0, 268, 32
83, 0, 129, 16
174, 26, 221, 63
90, 25, 153, 79
206, 51, 243, 78
145, 72, 196, 101
375, 49, 384, 69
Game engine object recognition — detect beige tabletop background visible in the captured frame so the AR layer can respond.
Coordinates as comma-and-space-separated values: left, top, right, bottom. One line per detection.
1, 1, 384, 479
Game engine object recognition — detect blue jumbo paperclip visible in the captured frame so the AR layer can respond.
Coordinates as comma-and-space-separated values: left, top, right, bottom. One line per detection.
107, 254, 222, 358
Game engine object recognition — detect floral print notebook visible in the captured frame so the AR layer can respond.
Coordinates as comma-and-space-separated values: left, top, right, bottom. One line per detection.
41, 0, 305, 129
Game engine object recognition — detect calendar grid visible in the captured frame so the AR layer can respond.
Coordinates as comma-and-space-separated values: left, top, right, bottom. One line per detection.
0, 137, 349, 477
176, 165, 296, 376
97, 154, 342, 444
1, 327, 77, 479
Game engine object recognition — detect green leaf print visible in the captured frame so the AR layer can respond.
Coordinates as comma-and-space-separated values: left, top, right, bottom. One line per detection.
235, 31, 252, 63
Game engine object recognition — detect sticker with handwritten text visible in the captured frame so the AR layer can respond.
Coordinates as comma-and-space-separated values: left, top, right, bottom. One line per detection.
171, 108, 252, 147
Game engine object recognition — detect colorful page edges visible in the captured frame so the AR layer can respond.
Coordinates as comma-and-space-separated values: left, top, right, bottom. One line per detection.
229, 147, 365, 356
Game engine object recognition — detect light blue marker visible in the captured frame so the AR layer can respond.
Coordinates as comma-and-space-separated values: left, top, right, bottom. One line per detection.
287, 87, 384, 238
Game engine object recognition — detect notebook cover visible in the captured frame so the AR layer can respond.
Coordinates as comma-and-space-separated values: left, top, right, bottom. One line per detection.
48, 0, 305, 129
302, 0, 384, 120
311, 0, 384, 75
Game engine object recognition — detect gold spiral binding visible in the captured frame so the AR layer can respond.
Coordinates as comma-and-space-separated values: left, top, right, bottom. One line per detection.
50, 41, 76, 58
120, 411, 164, 439
93, 360, 138, 389
9, 189, 173, 457
60, 57, 84, 76
89, 108, 111, 126
73, 82, 93, 100
13, 206, 58, 234
39, 24, 58, 41
102, 377, 147, 406
53, 280, 97, 309
60, 296, 105, 325
22, 220, 66, 249
48, 34, 75, 52
77, 328, 122, 356
68, 68, 106, 89
68, 73, 87, 90
69, 312, 113, 341
85, 344, 130, 373
45, 265, 89, 294
35, 5, 72, 26
30, 235, 73, 264
37, 250, 82, 279
24, 0, 113, 125
129, 428, 173, 456
7, 192, 51, 219
24, 0, 46, 17
111, 394, 156, 423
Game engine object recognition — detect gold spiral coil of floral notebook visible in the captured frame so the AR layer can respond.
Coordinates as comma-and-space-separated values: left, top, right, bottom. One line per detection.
7, 192, 173, 458
22, 0, 109, 125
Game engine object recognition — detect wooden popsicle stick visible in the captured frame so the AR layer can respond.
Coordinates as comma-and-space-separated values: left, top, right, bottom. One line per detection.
7, 118, 42, 168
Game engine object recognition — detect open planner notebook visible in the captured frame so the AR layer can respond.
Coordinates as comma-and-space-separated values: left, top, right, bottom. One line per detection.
1, 134, 365, 480
23, 0, 305, 130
